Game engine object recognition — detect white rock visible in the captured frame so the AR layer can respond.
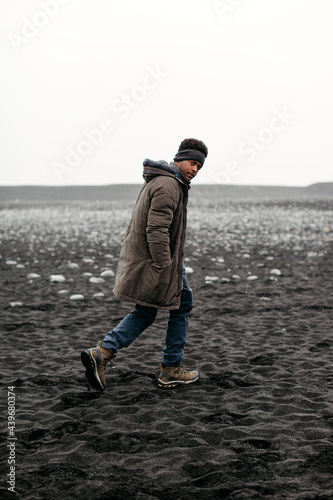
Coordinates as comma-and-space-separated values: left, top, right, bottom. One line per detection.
49, 274, 66, 283
27, 273, 41, 279
221, 278, 230, 283
105, 254, 114, 259
260, 297, 272, 301
216, 257, 225, 263
58, 289, 69, 294
10, 301, 23, 307
266, 256, 274, 261
185, 267, 194, 274
270, 269, 281, 276
93, 292, 105, 298
232, 274, 241, 279
83, 272, 93, 277
247, 275, 258, 281
17, 264, 25, 269
243, 254, 251, 259
68, 263, 79, 269
256, 263, 265, 267
70, 294, 85, 301
89, 277, 105, 284
6, 260, 17, 265
100, 269, 114, 278
83, 258, 94, 264
205, 276, 219, 283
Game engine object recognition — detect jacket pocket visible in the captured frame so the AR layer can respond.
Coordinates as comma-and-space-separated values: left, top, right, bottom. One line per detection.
149, 259, 173, 273
143, 257, 177, 304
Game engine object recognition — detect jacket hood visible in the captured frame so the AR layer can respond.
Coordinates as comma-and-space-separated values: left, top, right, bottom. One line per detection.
143, 158, 190, 189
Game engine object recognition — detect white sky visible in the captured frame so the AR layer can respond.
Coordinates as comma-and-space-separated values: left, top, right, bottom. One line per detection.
0, 0, 332, 186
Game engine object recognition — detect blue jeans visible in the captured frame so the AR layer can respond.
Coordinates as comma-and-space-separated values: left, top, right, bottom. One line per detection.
101, 270, 193, 366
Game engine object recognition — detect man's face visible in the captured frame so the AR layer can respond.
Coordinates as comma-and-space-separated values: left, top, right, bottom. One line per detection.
175, 160, 202, 181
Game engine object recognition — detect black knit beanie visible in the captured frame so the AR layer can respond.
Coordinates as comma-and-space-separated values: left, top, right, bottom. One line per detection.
173, 148, 206, 167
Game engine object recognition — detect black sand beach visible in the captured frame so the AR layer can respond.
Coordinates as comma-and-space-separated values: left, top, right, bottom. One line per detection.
1, 188, 333, 499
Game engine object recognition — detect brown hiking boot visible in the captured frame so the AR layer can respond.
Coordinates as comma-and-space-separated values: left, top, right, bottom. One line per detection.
81, 341, 115, 391
158, 363, 199, 388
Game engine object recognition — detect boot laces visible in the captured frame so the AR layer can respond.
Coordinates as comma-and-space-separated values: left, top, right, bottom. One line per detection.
174, 365, 188, 376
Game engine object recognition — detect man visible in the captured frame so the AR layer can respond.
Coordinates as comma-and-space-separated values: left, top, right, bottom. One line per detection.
81, 138, 208, 390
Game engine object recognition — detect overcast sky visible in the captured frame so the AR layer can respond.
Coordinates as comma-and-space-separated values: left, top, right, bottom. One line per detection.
1, 0, 332, 186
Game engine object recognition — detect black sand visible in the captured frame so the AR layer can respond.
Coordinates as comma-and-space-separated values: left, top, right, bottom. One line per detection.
1, 192, 333, 499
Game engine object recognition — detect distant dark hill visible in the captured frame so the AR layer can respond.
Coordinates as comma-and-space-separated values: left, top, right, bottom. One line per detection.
191, 184, 304, 200
0, 185, 142, 204
304, 183, 333, 196
0, 183, 333, 204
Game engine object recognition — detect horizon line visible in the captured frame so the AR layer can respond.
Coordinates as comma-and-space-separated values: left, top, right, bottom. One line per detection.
1, 182, 333, 189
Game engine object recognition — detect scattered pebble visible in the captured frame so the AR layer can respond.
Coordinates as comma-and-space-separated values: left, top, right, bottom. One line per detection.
247, 275, 258, 280
243, 254, 251, 259
185, 267, 194, 274
49, 274, 66, 283
266, 256, 274, 261
83, 258, 94, 264
105, 254, 114, 259
10, 301, 23, 307
58, 290, 69, 294
260, 297, 272, 301
93, 292, 105, 298
17, 264, 25, 269
70, 294, 85, 301
68, 263, 79, 269
221, 278, 230, 283
270, 269, 281, 276
216, 257, 225, 263
232, 274, 241, 279
100, 269, 114, 278
6, 260, 17, 265
205, 276, 219, 284
89, 277, 105, 284
27, 273, 41, 279
307, 251, 318, 258
83, 272, 93, 277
